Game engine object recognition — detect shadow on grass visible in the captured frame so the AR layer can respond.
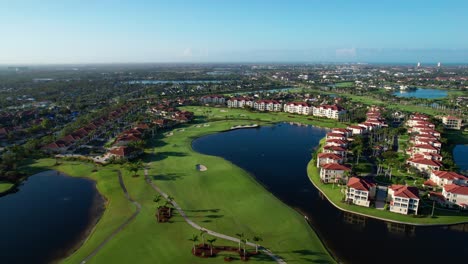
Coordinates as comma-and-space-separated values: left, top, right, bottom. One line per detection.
152, 173, 184, 181
146, 151, 188, 162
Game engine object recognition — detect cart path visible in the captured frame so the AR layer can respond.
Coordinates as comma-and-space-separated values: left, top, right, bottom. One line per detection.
80, 170, 142, 264
144, 165, 287, 264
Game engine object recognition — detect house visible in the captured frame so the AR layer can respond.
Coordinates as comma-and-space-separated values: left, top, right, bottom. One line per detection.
407, 158, 442, 173
411, 144, 440, 155
442, 116, 463, 130
316, 153, 344, 167
430, 171, 468, 187
312, 104, 346, 119
106, 146, 142, 160
443, 184, 468, 208
412, 137, 442, 148
227, 97, 254, 108
323, 145, 347, 157
347, 125, 366, 135
411, 152, 443, 162
319, 163, 351, 183
326, 132, 347, 141
200, 95, 225, 105
388, 185, 420, 215
325, 139, 348, 147
346, 177, 376, 207
283, 102, 312, 115
253, 100, 282, 112
331, 128, 352, 138
418, 129, 441, 138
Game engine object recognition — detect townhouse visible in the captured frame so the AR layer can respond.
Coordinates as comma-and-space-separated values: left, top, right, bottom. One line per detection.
200, 95, 225, 105
253, 100, 282, 112
442, 116, 463, 130
283, 102, 312, 115
312, 104, 346, 120
443, 184, 468, 208
227, 97, 254, 108
388, 185, 420, 215
319, 163, 351, 183
346, 177, 376, 207
430, 171, 468, 187
316, 153, 344, 167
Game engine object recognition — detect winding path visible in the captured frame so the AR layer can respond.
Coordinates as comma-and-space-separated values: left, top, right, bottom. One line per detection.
80, 170, 142, 264
144, 165, 287, 264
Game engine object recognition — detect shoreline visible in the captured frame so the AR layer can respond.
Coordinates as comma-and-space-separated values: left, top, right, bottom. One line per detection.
190, 123, 340, 263
306, 159, 468, 227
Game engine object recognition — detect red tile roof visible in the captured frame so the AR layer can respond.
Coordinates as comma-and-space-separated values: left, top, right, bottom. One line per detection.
432, 171, 468, 181
347, 177, 375, 191
390, 185, 420, 199
317, 153, 343, 160
407, 158, 442, 167
321, 163, 351, 171
444, 184, 468, 196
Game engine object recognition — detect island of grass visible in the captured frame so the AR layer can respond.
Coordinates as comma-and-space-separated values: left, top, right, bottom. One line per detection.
19, 111, 336, 264
307, 160, 468, 225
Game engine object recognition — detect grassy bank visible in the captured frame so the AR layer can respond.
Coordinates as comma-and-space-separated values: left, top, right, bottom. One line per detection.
307, 160, 468, 225
20, 119, 335, 263
0, 182, 14, 194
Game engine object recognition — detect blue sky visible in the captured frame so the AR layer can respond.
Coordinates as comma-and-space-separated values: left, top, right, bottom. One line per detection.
1, 0, 467, 64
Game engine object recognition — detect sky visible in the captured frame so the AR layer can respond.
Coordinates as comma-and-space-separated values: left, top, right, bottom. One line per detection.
1, 0, 467, 64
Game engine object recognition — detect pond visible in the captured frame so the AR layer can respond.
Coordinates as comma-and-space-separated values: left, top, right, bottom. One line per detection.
393, 88, 447, 99
192, 123, 468, 264
0, 171, 105, 264
454, 144, 468, 172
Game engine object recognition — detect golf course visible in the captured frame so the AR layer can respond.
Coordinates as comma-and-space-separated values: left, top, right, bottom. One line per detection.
20, 107, 338, 264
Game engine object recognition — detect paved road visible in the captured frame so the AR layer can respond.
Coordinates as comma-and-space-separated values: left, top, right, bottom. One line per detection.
80, 170, 142, 264
144, 166, 287, 264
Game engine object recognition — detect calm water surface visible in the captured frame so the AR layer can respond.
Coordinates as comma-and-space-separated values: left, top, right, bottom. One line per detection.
192, 123, 468, 264
393, 88, 447, 99
454, 144, 468, 171
0, 171, 104, 264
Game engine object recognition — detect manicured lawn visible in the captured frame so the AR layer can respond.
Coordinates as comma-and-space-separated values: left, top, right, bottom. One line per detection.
20, 120, 335, 264
307, 161, 468, 225
0, 182, 14, 193
334, 82, 354, 88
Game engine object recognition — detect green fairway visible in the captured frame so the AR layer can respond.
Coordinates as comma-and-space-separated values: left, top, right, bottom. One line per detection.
0, 182, 14, 194
307, 160, 468, 225
21, 118, 336, 264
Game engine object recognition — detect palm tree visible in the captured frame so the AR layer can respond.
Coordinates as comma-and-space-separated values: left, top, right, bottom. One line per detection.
188, 235, 199, 254
153, 195, 162, 221
252, 236, 263, 253
200, 229, 208, 246
165, 195, 174, 207
235, 233, 244, 251
207, 238, 217, 256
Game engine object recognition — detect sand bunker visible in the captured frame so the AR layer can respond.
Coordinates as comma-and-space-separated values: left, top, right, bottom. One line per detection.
196, 164, 207, 171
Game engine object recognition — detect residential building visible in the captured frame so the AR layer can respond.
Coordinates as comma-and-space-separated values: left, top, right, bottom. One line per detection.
316, 153, 344, 167
253, 100, 282, 112
430, 171, 468, 187
319, 163, 351, 183
312, 104, 346, 119
283, 102, 312, 115
200, 95, 225, 105
442, 116, 463, 130
443, 184, 468, 208
388, 185, 420, 215
346, 177, 376, 207
406, 158, 442, 173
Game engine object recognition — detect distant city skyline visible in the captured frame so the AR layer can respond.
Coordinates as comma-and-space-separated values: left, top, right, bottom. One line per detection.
1, 0, 467, 64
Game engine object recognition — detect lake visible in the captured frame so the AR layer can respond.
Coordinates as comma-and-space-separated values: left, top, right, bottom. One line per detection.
192, 123, 468, 264
393, 88, 447, 99
454, 144, 468, 171
0, 171, 104, 264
